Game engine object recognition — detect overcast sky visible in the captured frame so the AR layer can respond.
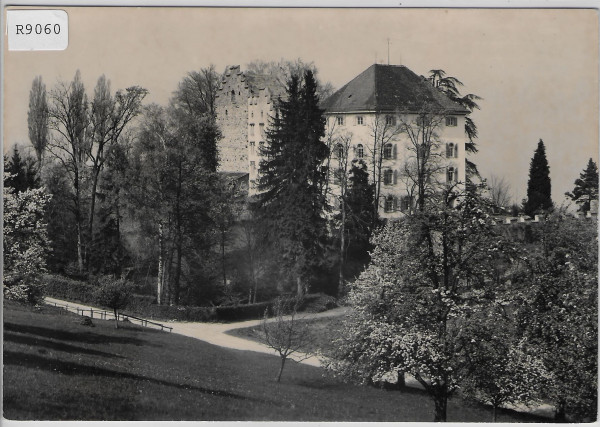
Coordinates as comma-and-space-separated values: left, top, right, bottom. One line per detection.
3, 7, 598, 205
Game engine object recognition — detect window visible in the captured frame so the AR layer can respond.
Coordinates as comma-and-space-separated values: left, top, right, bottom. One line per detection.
250, 161, 256, 171
384, 196, 395, 213
383, 143, 393, 160
231, 90, 236, 102
400, 196, 412, 213
261, 111, 264, 118
251, 111, 254, 118
447, 166, 456, 183
249, 141, 255, 154
225, 109, 228, 116
259, 123, 265, 138
383, 169, 393, 185
335, 143, 344, 159
386, 115, 396, 126
356, 116, 364, 125
446, 143, 457, 158
356, 144, 364, 159
250, 124, 255, 136
337, 116, 344, 126
446, 116, 457, 127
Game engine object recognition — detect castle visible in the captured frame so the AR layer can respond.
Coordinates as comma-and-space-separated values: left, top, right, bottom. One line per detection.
215, 64, 469, 218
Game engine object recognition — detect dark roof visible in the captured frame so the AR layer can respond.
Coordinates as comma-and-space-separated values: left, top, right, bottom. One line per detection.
321, 64, 469, 114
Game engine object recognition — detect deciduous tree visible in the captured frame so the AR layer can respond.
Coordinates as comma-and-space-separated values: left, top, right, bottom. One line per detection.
28, 76, 49, 164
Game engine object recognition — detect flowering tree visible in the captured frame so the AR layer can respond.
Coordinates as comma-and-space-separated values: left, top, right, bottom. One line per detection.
327, 189, 521, 421
515, 213, 597, 421
3, 176, 51, 303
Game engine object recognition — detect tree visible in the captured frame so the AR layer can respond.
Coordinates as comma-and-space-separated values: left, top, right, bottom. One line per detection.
28, 76, 49, 164
515, 213, 597, 421
523, 139, 553, 216
253, 71, 329, 295
428, 69, 482, 178
260, 296, 310, 382
94, 276, 133, 329
4, 146, 40, 193
398, 103, 448, 211
47, 70, 90, 274
327, 189, 517, 421
487, 174, 512, 212
87, 76, 147, 269
3, 176, 51, 304
565, 158, 598, 213
172, 65, 220, 118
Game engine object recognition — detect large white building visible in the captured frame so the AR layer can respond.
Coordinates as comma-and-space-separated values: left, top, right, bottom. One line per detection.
215, 64, 470, 217
321, 64, 469, 219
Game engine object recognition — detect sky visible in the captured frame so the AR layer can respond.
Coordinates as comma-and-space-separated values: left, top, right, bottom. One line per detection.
3, 7, 598, 205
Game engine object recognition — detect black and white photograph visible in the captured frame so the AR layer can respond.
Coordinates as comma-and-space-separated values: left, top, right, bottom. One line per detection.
2, 5, 598, 423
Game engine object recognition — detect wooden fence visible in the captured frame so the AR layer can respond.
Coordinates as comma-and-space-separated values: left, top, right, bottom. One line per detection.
47, 301, 173, 332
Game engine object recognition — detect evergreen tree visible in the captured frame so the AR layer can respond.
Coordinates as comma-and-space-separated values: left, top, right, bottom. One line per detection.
565, 158, 598, 213
342, 159, 375, 279
523, 139, 553, 216
254, 71, 329, 294
4, 146, 40, 193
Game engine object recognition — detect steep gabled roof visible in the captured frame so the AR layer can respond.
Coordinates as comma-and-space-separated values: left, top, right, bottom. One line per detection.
321, 64, 469, 115
244, 72, 285, 100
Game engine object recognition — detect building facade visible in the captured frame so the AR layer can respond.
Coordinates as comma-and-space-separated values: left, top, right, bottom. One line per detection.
321, 64, 469, 218
216, 64, 469, 217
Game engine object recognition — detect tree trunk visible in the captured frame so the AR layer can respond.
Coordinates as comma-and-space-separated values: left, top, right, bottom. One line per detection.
338, 199, 346, 295
221, 228, 227, 288
87, 168, 101, 268
277, 356, 287, 382
493, 404, 498, 422
113, 308, 119, 329
296, 277, 303, 296
554, 403, 567, 422
156, 222, 164, 305
433, 394, 447, 422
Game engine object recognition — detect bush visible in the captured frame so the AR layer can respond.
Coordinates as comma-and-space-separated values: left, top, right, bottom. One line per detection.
94, 276, 133, 328
43, 274, 96, 303
298, 293, 338, 313
215, 301, 272, 322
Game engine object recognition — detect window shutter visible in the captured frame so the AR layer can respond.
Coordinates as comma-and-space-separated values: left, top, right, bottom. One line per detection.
393, 170, 398, 185
455, 144, 459, 158
393, 144, 397, 159
446, 143, 451, 157
393, 197, 398, 211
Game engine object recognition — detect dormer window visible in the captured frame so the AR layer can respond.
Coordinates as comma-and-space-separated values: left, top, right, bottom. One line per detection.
446, 116, 457, 127
386, 115, 396, 126
337, 116, 344, 126
356, 116, 364, 125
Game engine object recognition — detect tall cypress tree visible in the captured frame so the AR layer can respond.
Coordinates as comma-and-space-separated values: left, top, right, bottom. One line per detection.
523, 139, 553, 216
254, 70, 329, 294
565, 158, 599, 213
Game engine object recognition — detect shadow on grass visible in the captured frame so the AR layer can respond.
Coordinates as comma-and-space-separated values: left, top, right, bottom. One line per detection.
4, 332, 124, 359
4, 322, 157, 347
3, 350, 272, 404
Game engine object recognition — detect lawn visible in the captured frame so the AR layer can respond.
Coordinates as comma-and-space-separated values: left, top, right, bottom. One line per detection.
4, 300, 546, 421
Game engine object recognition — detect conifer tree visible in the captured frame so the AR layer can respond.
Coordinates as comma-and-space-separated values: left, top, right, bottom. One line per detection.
565, 158, 598, 213
523, 139, 553, 216
4, 146, 40, 193
254, 70, 329, 294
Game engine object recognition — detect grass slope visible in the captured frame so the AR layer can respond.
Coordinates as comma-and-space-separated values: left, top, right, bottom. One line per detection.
3, 301, 543, 422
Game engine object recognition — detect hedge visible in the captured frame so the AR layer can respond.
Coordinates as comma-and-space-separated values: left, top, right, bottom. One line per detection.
42, 275, 338, 323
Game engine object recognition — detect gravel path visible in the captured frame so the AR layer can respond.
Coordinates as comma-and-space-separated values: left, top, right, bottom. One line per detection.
44, 296, 348, 367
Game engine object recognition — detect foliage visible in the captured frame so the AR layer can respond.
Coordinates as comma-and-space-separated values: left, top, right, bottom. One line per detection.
428, 69, 482, 178
3, 180, 51, 304
28, 75, 49, 164
515, 214, 597, 421
523, 139, 553, 216
261, 296, 311, 382
565, 158, 598, 213
253, 71, 329, 294
94, 276, 133, 328
327, 189, 520, 421
4, 146, 40, 193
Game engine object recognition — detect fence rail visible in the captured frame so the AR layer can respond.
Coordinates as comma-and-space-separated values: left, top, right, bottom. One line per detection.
47, 301, 172, 332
